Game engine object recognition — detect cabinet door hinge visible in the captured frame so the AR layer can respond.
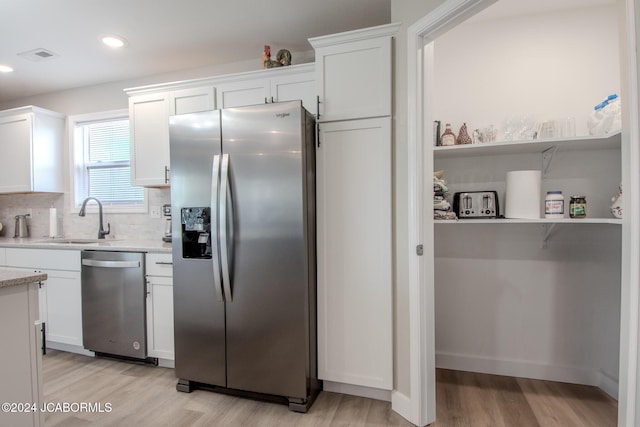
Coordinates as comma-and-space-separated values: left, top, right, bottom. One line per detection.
416, 244, 424, 256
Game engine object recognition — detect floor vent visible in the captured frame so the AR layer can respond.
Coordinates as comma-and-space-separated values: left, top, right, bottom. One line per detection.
17, 48, 59, 62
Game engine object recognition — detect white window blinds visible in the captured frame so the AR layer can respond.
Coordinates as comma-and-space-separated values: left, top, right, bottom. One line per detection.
80, 118, 144, 204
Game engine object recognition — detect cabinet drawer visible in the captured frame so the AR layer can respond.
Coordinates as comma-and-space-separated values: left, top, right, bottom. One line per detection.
146, 253, 173, 277
5, 248, 81, 271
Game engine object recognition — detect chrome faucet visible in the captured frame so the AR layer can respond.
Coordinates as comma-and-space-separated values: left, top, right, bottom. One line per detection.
79, 197, 111, 239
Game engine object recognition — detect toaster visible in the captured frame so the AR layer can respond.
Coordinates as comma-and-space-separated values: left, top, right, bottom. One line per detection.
452, 191, 499, 218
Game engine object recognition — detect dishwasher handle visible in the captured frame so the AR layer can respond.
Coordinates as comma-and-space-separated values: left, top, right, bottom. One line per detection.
82, 259, 140, 268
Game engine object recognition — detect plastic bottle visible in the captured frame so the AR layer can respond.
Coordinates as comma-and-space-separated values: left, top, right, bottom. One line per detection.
544, 191, 564, 219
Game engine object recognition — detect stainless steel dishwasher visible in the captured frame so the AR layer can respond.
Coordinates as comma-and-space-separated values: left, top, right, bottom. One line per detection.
81, 250, 151, 361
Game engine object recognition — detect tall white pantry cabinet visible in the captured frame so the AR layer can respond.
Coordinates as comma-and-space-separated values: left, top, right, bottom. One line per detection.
310, 23, 400, 396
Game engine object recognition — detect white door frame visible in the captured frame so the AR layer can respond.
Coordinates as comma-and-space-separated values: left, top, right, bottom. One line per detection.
404, 0, 640, 426
618, 1, 640, 425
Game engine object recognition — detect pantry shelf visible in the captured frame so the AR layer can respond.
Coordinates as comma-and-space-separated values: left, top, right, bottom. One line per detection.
434, 218, 622, 225
433, 131, 621, 159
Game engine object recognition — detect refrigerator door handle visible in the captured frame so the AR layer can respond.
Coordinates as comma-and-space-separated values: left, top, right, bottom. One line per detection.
220, 153, 233, 302
211, 154, 224, 302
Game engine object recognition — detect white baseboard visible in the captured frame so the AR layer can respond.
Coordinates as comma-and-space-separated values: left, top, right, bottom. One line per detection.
157, 358, 175, 368
46, 341, 94, 357
596, 370, 619, 399
436, 351, 619, 398
322, 381, 392, 402
391, 390, 414, 424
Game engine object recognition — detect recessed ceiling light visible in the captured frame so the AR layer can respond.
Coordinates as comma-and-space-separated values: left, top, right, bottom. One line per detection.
101, 35, 128, 48
0, 65, 14, 73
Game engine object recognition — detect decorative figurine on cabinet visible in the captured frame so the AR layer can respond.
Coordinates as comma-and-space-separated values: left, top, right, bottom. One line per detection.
262, 45, 292, 68
457, 123, 472, 144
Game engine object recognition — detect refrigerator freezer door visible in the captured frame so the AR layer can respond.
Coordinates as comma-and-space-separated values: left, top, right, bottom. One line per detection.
169, 110, 226, 387
222, 102, 311, 399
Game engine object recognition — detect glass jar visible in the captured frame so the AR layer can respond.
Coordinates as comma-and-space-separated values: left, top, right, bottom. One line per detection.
569, 196, 587, 218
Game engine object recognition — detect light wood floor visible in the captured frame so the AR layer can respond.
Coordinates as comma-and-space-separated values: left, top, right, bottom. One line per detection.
42, 350, 617, 426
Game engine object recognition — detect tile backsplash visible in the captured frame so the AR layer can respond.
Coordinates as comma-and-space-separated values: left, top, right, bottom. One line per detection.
0, 189, 170, 240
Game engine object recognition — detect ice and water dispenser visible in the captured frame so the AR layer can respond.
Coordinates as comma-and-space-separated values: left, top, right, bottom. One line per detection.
180, 207, 212, 258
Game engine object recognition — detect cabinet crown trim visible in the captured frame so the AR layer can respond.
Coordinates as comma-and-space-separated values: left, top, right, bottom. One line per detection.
0, 105, 64, 119
124, 63, 315, 96
309, 22, 401, 48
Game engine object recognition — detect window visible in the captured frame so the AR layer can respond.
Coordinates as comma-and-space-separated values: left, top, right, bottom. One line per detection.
71, 110, 146, 212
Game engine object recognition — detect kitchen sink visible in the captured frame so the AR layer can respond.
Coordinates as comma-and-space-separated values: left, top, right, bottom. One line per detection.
53, 238, 101, 244
36, 238, 120, 245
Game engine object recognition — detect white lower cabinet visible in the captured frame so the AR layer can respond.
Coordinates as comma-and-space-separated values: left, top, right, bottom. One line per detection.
5, 249, 83, 350
145, 253, 174, 361
316, 117, 393, 390
42, 269, 82, 346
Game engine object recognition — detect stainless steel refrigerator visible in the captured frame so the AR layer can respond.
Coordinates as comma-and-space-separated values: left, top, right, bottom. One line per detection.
168, 101, 319, 412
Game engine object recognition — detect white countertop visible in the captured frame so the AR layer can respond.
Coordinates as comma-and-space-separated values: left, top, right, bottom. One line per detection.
0, 269, 47, 288
0, 237, 172, 253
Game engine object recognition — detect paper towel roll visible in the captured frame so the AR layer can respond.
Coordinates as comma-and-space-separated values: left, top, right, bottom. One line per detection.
49, 207, 57, 238
505, 170, 542, 219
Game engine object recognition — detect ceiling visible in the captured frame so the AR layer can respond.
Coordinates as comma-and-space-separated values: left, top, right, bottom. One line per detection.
0, 0, 390, 104
469, 0, 615, 22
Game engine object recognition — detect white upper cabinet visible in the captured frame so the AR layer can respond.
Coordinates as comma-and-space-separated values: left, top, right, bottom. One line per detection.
128, 86, 216, 187
129, 92, 172, 187
310, 23, 400, 122
126, 65, 314, 187
271, 70, 316, 116
170, 86, 216, 115
216, 78, 271, 109
0, 106, 64, 193
215, 64, 315, 112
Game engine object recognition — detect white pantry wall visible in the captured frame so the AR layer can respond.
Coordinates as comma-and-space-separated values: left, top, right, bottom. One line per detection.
434, 224, 621, 395
432, 4, 619, 138
430, 1, 622, 397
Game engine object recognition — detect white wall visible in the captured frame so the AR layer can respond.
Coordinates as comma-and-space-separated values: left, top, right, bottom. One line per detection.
0, 51, 313, 240
0, 51, 314, 114
430, 2, 622, 395
435, 224, 621, 391
433, 5, 620, 139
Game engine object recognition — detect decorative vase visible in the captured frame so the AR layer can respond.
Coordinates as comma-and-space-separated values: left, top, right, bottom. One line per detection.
457, 123, 472, 145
